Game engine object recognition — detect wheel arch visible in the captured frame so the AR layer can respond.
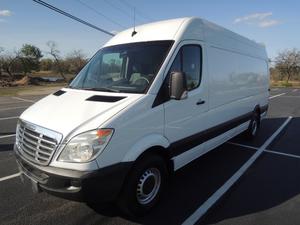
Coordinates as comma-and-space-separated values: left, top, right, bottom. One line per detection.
122, 134, 173, 174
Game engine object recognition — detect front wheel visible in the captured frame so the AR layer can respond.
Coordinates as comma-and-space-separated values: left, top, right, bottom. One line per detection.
117, 154, 168, 216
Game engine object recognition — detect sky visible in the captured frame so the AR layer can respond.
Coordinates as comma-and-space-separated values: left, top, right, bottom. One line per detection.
0, 0, 299, 59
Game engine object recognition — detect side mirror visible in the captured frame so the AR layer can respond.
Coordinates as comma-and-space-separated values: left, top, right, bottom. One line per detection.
169, 71, 188, 100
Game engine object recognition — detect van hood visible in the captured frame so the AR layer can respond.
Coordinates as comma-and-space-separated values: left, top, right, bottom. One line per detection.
20, 88, 142, 138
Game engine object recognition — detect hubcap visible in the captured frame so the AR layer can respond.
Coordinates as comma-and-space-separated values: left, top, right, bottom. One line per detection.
136, 168, 161, 205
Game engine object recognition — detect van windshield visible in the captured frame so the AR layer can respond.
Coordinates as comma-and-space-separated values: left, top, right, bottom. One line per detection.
69, 41, 173, 94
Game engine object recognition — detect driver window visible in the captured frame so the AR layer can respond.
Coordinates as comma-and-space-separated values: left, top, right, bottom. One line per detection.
169, 45, 202, 91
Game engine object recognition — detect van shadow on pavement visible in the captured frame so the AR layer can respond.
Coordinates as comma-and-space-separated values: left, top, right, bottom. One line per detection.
200, 117, 300, 225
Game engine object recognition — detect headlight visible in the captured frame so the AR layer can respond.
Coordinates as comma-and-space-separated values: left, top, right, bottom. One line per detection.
58, 129, 114, 163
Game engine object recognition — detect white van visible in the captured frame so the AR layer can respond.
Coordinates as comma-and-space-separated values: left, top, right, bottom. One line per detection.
15, 17, 269, 215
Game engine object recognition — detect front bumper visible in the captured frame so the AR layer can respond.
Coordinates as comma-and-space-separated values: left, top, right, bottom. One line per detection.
14, 145, 132, 203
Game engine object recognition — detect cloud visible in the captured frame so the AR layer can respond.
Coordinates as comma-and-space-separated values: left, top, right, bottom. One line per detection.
234, 12, 280, 28
258, 19, 280, 28
0, 10, 12, 17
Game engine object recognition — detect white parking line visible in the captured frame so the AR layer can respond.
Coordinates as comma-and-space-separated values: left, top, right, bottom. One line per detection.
269, 93, 286, 99
0, 106, 29, 111
228, 142, 300, 160
264, 149, 300, 160
0, 134, 16, 139
227, 142, 258, 150
0, 116, 19, 121
0, 172, 21, 182
292, 89, 298, 92
182, 116, 292, 225
12, 97, 35, 103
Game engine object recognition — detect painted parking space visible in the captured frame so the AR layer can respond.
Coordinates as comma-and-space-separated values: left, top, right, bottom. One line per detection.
198, 152, 300, 225
0, 119, 19, 136
230, 117, 286, 148
0, 88, 300, 225
268, 117, 300, 156
0, 136, 18, 178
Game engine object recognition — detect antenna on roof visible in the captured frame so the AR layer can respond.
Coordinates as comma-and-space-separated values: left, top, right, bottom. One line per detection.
131, 7, 137, 37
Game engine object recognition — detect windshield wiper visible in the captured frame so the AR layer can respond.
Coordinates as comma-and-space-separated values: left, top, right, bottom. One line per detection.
66, 86, 81, 89
82, 87, 120, 93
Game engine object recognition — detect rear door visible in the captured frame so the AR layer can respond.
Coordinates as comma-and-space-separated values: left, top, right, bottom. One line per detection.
163, 40, 209, 161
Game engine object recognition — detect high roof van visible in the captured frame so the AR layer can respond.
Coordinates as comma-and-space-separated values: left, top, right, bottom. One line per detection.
15, 17, 269, 215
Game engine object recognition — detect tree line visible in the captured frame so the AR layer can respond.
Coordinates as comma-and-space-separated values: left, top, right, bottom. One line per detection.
271, 48, 300, 83
0, 41, 88, 82
1, 42, 299, 84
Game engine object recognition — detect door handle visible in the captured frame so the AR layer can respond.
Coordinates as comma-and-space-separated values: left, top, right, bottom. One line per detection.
196, 99, 205, 105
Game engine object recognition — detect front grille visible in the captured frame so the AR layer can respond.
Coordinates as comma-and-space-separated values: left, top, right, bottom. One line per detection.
16, 120, 62, 166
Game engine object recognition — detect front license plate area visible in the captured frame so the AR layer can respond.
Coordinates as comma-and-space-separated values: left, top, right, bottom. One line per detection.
30, 179, 41, 193
19, 169, 41, 193
16, 159, 42, 193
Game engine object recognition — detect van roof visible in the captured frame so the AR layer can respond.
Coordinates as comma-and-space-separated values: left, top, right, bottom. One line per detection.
104, 17, 267, 60
104, 17, 188, 46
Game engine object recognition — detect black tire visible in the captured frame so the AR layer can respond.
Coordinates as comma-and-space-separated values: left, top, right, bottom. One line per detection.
117, 154, 168, 217
244, 111, 260, 139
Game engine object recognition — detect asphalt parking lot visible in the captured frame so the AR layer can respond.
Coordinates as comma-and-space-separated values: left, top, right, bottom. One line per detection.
0, 88, 300, 225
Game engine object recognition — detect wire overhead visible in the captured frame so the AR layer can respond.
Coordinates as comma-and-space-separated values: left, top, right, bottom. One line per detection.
32, 0, 115, 36
76, 0, 127, 29
103, 0, 131, 18
118, 0, 153, 22
102, 0, 143, 24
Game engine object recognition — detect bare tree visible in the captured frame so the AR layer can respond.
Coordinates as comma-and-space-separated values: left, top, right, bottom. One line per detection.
66, 50, 87, 74
1, 50, 22, 77
275, 48, 300, 82
0, 47, 4, 76
46, 41, 67, 81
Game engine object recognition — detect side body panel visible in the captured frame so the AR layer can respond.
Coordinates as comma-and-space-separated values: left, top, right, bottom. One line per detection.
168, 20, 269, 170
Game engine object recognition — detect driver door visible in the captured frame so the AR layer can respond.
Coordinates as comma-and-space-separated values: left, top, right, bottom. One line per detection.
164, 41, 209, 168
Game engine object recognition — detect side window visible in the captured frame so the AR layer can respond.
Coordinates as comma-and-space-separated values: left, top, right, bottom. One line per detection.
169, 52, 181, 72
168, 45, 202, 91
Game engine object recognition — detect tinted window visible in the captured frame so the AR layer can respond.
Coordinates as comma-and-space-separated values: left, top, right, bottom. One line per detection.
169, 45, 202, 91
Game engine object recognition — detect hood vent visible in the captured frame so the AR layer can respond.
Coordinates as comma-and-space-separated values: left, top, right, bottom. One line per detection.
53, 90, 66, 96
86, 95, 126, 103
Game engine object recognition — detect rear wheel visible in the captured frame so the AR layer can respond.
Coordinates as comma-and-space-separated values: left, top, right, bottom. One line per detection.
244, 112, 260, 139
117, 154, 168, 216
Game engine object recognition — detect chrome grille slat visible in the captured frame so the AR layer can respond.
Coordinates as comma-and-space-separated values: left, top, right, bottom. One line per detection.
22, 140, 37, 153
22, 145, 36, 157
16, 121, 62, 166
22, 151, 36, 160
40, 141, 55, 150
38, 149, 52, 156
38, 151, 51, 157
36, 154, 49, 161
22, 134, 39, 146
41, 136, 56, 143
23, 131, 39, 141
